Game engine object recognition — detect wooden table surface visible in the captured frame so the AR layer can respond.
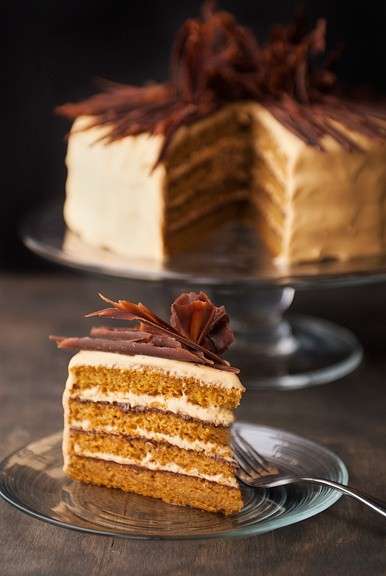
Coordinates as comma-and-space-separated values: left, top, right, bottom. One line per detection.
1, 271, 385, 576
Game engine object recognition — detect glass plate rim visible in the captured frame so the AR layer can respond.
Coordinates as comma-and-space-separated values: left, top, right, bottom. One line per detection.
20, 205, 386, 290
0, 425, 349, 541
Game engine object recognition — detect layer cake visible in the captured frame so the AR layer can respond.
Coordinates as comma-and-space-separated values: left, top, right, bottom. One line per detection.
59, 4, 386, 266
51, 291, 245, 515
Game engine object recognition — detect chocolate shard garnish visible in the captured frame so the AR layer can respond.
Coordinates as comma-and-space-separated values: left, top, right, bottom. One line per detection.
90, 327, 182, 349
89, 327, 152, 341
50, 291, 240, 373
170, 291, 234, 354
57, 1, 385, 165
150, 335, 182, 349
86, 293, 234, 369
51, 336, 210, 365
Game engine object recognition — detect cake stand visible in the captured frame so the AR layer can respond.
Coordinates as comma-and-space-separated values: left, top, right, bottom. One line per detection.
21, 204, 386, 390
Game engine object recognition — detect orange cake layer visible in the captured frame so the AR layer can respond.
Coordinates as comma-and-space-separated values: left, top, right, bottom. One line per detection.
164, 200, 247, 256
166, 104, 251, 169
67, 454, 243, 515
66, 352, 245, 428
166, 138, 251, 201
166, 187, 248, 233
69, 399, 232, 459
70, 364, 242, 410
69, 430, 236, 486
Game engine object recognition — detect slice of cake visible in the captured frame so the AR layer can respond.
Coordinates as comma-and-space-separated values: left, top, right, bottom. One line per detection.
51, 291, 245, 515
58, 4, 386, 266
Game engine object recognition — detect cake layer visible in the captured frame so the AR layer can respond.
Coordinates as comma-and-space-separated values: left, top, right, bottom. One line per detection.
69, 399, 232, 459
167, 103, 251, 168
71, 388, 234, 427
69, 429, 237, 487
165, 107, 251, 239
68, 352, 244, 423
69, 351, 243, 391
164, 200, 247, 257
67, 454, 243, 515
166, 137, 250, 190
167, 188, 248, 233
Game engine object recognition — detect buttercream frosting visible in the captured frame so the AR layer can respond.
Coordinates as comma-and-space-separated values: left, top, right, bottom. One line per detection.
65, 117, 165, 260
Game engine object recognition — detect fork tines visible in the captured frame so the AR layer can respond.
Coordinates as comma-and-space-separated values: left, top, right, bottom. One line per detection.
232, 428, 279, 480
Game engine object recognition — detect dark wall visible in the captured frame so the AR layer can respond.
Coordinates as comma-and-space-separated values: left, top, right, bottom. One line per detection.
5, 0, 386, 269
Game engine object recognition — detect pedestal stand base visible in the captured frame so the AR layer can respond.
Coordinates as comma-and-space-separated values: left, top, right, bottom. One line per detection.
228, 314, 363, 390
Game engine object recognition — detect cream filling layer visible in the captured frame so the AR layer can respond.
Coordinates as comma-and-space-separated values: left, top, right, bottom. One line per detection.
73, 445, 238, 488
70, 419, 233, 460
71, 388, 234, 426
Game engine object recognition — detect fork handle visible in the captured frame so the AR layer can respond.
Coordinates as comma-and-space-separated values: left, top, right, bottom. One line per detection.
300, 477, 386, 518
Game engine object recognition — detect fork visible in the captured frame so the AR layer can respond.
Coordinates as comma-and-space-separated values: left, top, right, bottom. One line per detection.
232, 429, 386, 518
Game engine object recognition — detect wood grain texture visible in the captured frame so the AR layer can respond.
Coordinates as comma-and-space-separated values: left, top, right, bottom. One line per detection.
0, 272, 385, 576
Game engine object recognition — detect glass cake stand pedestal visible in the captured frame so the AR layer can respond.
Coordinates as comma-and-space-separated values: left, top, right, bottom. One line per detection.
21, 204, 386, 390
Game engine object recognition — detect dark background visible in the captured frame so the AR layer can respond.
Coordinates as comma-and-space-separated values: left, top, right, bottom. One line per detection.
5, 0, 386, 270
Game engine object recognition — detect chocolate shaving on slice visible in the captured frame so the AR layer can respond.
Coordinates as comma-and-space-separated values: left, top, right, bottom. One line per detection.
170, 292, 216, 343
150, 335, 182, 349
50, 336, 211, 365
89, 327, 152, 341
86, 293, 234, 370
49, 291, 240, 373
57, 1, 385, 164
170, 291, 234, 354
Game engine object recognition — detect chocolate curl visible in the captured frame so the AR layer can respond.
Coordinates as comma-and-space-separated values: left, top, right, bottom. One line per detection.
57, 4, 385, 162
294, 19, 327, 104
86, 293, 234, 369
89, 326, 182, 348
170, 291, 234, 354
170, 292, 215, 342
50, 335, 211, 365
89, 326, 152, 341
151, 335, 182, 348
50, 289, 240, 373
203, 306, 235, 355
86, 293, 181, 339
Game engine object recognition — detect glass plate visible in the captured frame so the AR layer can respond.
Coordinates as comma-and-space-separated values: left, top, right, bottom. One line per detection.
21, 204, 386, 287
0, 423, 348, 540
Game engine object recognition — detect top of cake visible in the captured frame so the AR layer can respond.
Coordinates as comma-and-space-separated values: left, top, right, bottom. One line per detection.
58, 1, 385, 166
50, 290, 241, 377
